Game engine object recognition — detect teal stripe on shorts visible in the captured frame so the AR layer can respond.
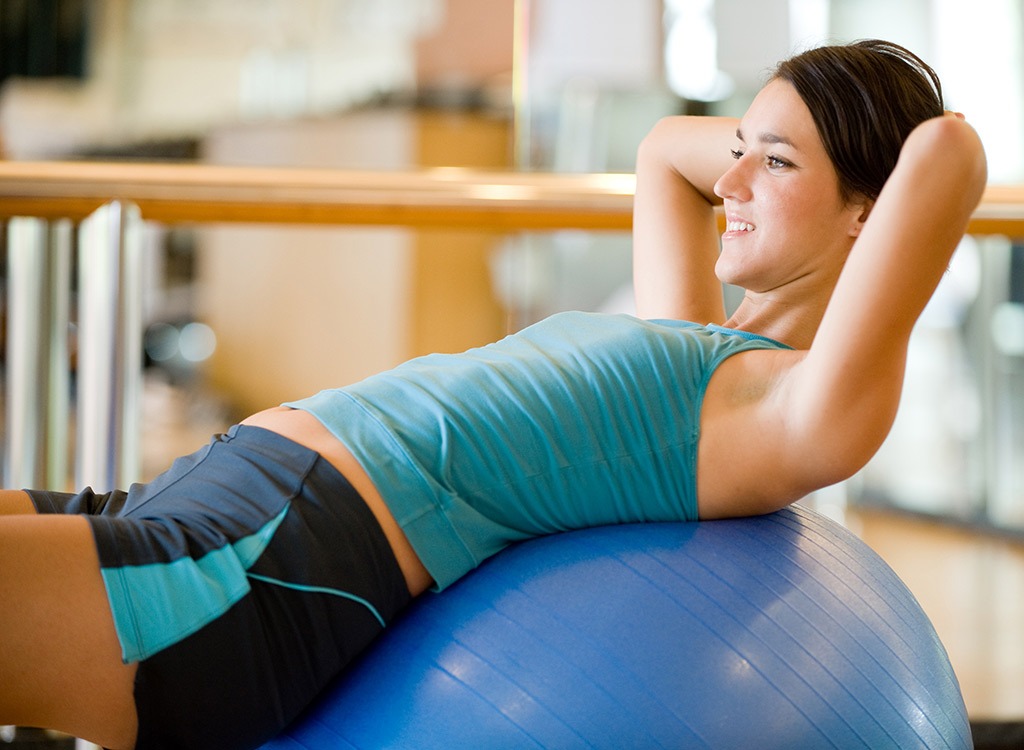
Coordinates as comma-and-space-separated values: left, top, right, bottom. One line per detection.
102, 505, 289, 662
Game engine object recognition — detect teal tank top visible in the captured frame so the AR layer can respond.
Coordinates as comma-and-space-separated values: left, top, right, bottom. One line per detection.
284, 311, 789, 589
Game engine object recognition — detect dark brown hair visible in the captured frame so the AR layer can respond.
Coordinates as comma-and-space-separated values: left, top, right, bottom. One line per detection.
774, 39, 944, 204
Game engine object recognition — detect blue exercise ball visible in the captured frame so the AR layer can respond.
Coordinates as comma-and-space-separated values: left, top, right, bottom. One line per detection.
262, 506, 970, 749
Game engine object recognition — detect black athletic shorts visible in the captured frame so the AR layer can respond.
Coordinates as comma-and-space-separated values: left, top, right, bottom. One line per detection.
28, 424, 411, 750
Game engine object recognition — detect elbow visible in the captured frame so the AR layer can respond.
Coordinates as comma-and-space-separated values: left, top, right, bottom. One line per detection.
793, 404, 898, 497
778, 383, 902, 506
635, 116, 683, 171
905, 117, 988, 202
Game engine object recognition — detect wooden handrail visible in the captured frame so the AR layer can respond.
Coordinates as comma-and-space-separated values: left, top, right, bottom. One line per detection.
0, 161, 635, 230
0, 160, 1022, 235
967, 184, 1024, 236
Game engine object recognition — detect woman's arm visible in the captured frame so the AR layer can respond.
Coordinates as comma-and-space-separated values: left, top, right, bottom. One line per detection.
632, 116, 738, 322
698, 116, 986, 519
784, 116, 988, 489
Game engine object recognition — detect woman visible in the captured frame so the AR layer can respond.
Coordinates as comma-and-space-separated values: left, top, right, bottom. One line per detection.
0, 40, 986, 749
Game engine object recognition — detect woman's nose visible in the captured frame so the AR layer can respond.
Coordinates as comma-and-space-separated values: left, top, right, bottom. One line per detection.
714, 157, 751, 202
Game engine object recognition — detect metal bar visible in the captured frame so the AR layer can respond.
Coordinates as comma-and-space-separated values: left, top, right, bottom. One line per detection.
44, 219, 72, 489
5, 218, 49, 488
4, 217, 72, 490
75, 201, 143, 492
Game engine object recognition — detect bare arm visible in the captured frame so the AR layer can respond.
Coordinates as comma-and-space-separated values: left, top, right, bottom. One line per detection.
632, 116, 738, 322
782, 116, 988, 491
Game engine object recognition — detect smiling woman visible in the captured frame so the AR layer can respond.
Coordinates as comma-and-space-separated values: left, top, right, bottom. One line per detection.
634, 39, 948, 339
0, 39, 988, 750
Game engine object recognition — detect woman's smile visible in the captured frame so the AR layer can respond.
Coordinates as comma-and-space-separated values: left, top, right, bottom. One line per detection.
723, 218, 756, 237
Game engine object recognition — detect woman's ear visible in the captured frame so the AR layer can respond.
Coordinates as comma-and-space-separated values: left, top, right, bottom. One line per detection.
849, 199, 874, 238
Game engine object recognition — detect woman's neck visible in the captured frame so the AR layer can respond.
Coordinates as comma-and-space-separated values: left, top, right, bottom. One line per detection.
723, 290, 831, 350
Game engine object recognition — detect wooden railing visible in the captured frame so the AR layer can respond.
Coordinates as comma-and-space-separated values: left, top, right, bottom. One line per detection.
2, 160, 1023, 492
2, 160, 1023, 234
0, 162, 637, 229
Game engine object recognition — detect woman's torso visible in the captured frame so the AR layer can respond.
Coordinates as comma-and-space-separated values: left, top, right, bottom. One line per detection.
245, 312, 795, 593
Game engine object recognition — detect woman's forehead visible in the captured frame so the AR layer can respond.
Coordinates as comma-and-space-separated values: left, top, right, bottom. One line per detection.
739, 79, 822, 154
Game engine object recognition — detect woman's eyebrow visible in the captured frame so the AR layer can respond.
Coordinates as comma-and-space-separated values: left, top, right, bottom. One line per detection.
736, 128, 796, 148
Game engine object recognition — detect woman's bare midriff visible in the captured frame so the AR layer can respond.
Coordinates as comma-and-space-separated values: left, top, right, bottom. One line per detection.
240, 406, 434, 597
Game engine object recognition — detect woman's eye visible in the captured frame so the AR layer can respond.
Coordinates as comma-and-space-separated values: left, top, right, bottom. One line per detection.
730, 148, 744, 160
766, 155, 790, 169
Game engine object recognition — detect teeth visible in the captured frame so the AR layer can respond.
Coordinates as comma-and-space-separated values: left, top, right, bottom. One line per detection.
727, 221, 755, 233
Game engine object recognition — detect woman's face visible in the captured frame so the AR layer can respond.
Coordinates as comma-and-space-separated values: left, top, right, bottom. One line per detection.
713, 79, 865, 294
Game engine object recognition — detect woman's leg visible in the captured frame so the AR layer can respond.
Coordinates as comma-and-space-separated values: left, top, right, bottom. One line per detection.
0, 514, 138, 749
0, 490, 35, 515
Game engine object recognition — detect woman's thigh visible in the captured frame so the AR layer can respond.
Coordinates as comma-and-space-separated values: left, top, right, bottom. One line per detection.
0, 514, 137, 749
0, 490, 35, 515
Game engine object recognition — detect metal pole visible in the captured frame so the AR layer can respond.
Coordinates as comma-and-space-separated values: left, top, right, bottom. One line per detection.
5, 218, 48, 488
4, 218, 72, 489
75, 201, 144, 492
46, 220, 73, 489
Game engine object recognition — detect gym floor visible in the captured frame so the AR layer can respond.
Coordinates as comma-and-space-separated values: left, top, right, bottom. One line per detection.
845, 506, 1024, 723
